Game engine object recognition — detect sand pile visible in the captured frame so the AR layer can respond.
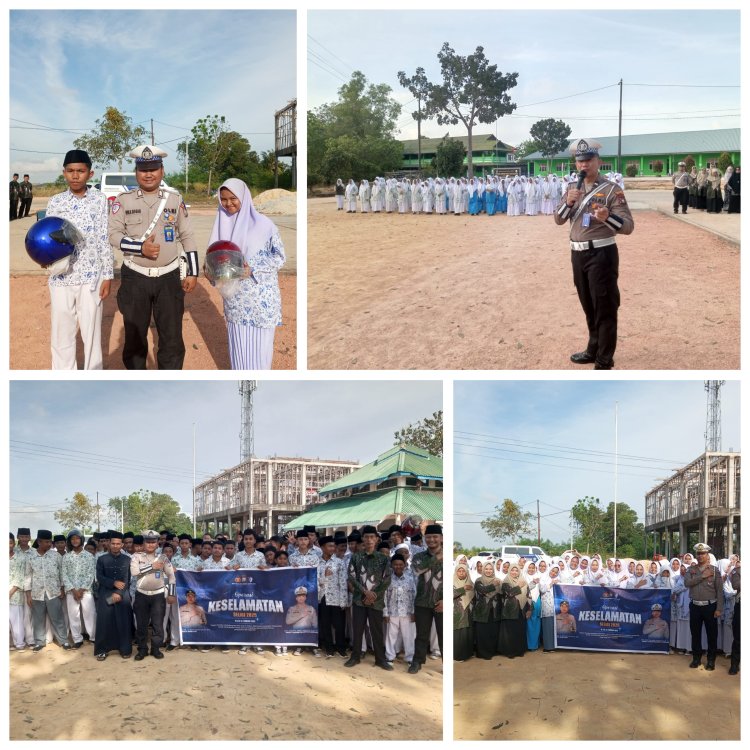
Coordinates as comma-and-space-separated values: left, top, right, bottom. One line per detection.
254, 189, 297, 215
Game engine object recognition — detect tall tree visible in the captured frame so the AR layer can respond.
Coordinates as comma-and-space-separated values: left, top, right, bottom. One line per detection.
54, 491, 106, 534
425, 43, 518, 177
187, 115, 232, 196
394, 410, 443, 457
397, 67, 431, 170
570, 496, 606, 554
480, 499, 533, 544
529, 118, 572, 172
73, 106, 147, 170
108, 490, 193, 535
434, 135, 466, 176
514, 138, 541, 162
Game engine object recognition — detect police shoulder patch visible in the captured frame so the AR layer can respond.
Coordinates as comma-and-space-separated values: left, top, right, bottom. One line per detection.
111, 201, 121, 214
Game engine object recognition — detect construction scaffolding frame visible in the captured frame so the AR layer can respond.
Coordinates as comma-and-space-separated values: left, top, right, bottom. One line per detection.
645, 451, 741, 557
274, 99, 296, 188
194, 455, 358, 538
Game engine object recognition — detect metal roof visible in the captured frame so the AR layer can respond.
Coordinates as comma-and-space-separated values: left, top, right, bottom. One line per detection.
525, 128, 741, 160
401, 133, 514, 154
319, 444, 442, 495
284, 487, 443, 530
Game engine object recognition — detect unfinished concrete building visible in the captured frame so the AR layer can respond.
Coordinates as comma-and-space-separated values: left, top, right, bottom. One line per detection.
645, 451, 741, 558
194, 456, 359, 538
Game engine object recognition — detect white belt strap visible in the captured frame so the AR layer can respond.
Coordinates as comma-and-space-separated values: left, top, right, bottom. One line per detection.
123, 256, 180, 277
570, 237, 617, 252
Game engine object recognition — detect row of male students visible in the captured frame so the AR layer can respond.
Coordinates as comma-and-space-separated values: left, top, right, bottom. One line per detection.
10, 523, 443, 673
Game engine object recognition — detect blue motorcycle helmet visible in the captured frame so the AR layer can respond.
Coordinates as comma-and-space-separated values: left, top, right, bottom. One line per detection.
25, 216, 84, 274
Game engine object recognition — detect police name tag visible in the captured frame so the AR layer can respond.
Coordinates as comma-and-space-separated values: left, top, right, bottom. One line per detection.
582, 213, 591, 228
164, 226, 175, 242
155, 571, 161, 579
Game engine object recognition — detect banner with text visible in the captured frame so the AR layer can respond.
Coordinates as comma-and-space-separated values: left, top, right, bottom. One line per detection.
553, 584, 671, 654
176, 567, 318, 646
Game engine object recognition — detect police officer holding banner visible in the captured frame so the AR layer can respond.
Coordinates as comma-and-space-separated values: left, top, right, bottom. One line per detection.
108, 145, 199, 370
684, 542, 723, 671
554, 139, 635, 370
130, 530, 176, 660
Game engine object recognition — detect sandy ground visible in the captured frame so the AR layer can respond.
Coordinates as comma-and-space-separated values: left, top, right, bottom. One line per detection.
9, 275, 296, 370
454, 649, 740, 740
9, 198, 297, 370
307, 195, 739, 370
10, 645, 442, 740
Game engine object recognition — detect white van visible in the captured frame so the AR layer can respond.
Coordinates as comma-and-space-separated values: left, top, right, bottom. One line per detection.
494, 544, 546, 562
95, 173, 170, 204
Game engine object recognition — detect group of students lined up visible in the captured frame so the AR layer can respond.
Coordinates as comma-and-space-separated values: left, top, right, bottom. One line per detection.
334, 173, 626, 217
453, 550, 741, 664
10, 523, 443, 674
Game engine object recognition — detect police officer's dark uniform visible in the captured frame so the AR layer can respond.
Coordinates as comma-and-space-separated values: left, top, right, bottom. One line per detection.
130, 530, 176, 659
684, 542, 724, 671
10, 174, 20, 220
108, 145, 199, 369
554, 139, 635, 370
19, 175, 33, 218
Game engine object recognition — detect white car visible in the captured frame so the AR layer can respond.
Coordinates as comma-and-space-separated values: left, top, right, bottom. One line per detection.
95, 172, 170, 206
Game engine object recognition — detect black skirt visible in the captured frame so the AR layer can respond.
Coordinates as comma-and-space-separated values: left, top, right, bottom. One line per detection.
474, 620, 499, 659
497, 617, 527, 657
454, 625, 474, 661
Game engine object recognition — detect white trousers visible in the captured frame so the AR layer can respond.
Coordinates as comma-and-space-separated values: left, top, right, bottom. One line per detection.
10, 604, 26, 648
164, 599, 180, 646
227, 322, 275, 370
23, 599, 34, 645
66, 591, 96, 643
336, 195, 344, 209
49, 282, 104, 370
385, 615, 415, 662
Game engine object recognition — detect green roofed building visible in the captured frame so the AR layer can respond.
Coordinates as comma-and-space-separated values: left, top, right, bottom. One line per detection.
400, 133, 518, 176
284, 443, 443, 534
524, 128, 740, 177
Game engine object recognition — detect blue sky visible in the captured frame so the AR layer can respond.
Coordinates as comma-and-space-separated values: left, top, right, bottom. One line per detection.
309, 10, 740, 147
454, 380, 740, 548
10, 380, 442, 534
10, 10, 296, 182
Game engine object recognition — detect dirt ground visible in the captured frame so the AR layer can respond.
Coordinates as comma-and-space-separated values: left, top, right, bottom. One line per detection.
9, 646, 442, 740
307, 197, 739, 370
454, 649, 740, 740
9, 275, 296, 370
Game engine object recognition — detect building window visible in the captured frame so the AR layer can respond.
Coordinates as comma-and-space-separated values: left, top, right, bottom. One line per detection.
599, 162, 612, 171
539, 164, 547, 172
507, 153, 516, 162
376, 478, 398, 490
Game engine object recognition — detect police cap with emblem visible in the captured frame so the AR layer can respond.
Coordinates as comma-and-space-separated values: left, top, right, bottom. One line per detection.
142, 530, 160, 541
693, 542, 711, 553
569, 139, 602, 161
294, 586, 308, 596
651, 603, 663, 611
130, 145, 167, 170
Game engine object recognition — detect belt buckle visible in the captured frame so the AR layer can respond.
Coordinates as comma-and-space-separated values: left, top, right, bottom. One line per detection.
147, 266, 160, 278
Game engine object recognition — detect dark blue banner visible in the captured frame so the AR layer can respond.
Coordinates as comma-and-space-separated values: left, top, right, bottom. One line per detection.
176, 567, 318, 646
553, 584, 671, 653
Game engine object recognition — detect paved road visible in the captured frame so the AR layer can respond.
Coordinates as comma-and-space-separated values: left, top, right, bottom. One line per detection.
9, 197, 297, 274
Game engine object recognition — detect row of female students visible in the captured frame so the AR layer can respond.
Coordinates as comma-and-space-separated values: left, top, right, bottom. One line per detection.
453, 553, 740, 661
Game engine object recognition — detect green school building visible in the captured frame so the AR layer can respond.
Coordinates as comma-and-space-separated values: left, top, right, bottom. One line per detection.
400, 134, 517, 175
524, 128, 740, 177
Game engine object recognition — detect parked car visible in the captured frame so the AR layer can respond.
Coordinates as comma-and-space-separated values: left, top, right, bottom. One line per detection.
94, 172, 170, 205
494, 544, 546, 562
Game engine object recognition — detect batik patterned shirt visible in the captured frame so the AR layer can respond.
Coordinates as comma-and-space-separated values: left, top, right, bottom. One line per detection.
10, 553, 27, 605
201, 557, 230, 571
290, 550, 320, 568
348, 551, 392, 610
234, 550, 265, 570
412, 550, 443, 609
62, 549, 96, 592
317, 556, 347, 606
171, 553, 203, 572
45, 188, 113, 288
384, 569, 416, 617
24, 549, 64, 601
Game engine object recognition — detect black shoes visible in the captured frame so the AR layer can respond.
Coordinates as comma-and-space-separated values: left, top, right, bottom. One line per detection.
408, 661, 421, 674
166, 644, 176, 651
705, 660, 715, 671
689, 658, 701, 668
570, 351, 596, 365
32, 644, 45, 652
729, 662, 739, 675
378, 661, 394, 671
151, 650, 164, 660
594, 362, 613, 370
62, 642, 71, 650
134, 652, 146, 661
343, 656, 360, 668
73, 641, 84, 649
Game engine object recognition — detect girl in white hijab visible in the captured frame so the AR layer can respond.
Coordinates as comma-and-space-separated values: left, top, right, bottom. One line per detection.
335, 179, 345, 210
719, 557, 738, 655
209, 178, 285, 370
344, 179, 358, 212
611, 559, 630, 588
539, 564, 560, 652
671, 563, 691, 652
523, 560, 542, 650
627, 563, 649, 589
586, 557, 608, 586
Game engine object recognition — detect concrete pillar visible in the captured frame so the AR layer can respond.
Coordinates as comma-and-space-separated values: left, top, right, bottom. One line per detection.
701, 514, 708, 544
727, 514, 734, 555
267, 509, 273, 536
679, 521, 686, 554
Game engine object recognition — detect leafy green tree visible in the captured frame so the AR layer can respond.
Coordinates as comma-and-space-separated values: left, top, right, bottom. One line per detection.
397, 67, 432, 170
570, 496, 606, 554
434, 136, 466, 176
514, 139, 541, 161
54, 491, 104, 535
307, 110, 328, 185
625, 163, 638, 178
394, 411, 443, 457
425, 43, 518, 177
683, 155, 696, 170
73, 106, 147, 170
185, 115, 232, 196
529, 118, 572, 172
320, 134, 402, 183
652, 159, 664, 175
603, 501, 646, 559
480, 499, 533, 544
108, 490, 193, 536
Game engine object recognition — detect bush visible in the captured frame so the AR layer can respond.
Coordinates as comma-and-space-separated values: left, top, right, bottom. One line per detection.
684, 155, 695, 170
652, 160, 663, 175
625, 164, 638, 178
717, 152, 734, 173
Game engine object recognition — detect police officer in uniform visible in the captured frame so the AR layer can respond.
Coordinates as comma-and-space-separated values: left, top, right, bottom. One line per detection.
671, 161, 691, 214
554, 139, 635, 370
684, 542, 724, 670
10, 173, 20, 220
108, 145, 199, 369
130, 529, 176, 659
19, 174, 33, 218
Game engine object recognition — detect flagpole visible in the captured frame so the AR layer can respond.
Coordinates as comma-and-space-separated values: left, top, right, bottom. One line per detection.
614, 402, 618, 558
